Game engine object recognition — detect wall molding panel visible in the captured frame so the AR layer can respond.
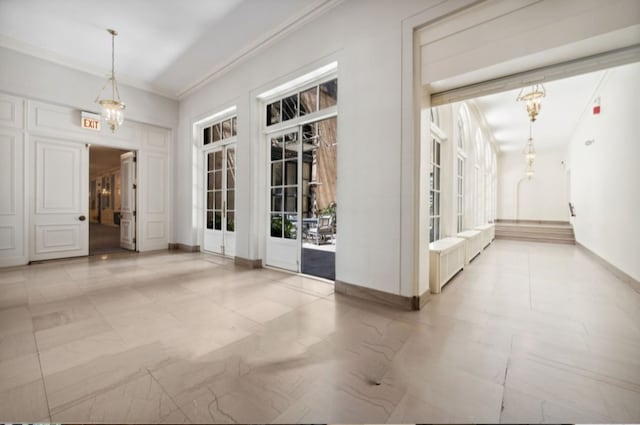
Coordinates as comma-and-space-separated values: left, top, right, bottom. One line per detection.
0, 90, 172, 267
0, 124, 25, 267
0, 93, 24, 129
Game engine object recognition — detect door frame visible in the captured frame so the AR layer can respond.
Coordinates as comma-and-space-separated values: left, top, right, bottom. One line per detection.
263, 114, 339, 273
87, 146, 139, 255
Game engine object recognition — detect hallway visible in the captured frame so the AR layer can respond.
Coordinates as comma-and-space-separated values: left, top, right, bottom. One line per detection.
0, 240, 638, 423
89, 223, 126, 255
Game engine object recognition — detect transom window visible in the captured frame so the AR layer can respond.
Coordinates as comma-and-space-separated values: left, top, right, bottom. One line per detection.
203, 115, 237, 145
266, 79, 337, 126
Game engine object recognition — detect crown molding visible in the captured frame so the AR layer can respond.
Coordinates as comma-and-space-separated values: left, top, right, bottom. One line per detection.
0, 34, 178, 100
176, 0, 343, 99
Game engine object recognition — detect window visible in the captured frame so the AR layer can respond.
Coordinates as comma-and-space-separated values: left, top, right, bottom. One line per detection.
429, 137, 442, 242
485, 142, 491, 170
457, 116, 464, 150
203, 115, 237, 145
475, 130, 483, 164
266, 78, 337, 127
485, 172, 491, 224
457, 155, 464, 232
457, 104, 470, 151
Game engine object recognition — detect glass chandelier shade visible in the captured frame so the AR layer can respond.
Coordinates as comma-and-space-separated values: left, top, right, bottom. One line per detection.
525, 162, 534, 179
524, 137, 536, 162
95, 29, 125, 133
516, 84, 546, 122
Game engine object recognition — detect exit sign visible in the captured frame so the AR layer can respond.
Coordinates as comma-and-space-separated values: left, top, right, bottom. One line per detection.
81, 111, 101, 131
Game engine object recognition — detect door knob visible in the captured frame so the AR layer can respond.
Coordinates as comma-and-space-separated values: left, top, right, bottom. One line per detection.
79, 215, 86, 221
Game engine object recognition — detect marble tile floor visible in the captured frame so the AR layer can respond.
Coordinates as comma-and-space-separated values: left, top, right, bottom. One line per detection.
0, 240, 639, 423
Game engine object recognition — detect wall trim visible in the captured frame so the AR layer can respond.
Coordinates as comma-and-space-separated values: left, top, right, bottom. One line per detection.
576, 242, 640, 293
0, 256, 28, 268
336, 280, 412, 310
168, 243, 200, 252
336, 279, 433, 311
234, 256, 263, 269
413, 287, 432, 310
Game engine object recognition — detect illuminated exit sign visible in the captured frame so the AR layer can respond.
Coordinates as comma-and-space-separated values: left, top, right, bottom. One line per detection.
81, 111, 101, 131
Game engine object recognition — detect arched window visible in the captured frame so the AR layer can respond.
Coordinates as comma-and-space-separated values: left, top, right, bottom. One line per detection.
429, 134, 443, 242
456, 104, 470, 232
430, 107, 441, 129
457, 104, 470, 152
485, 141, 491, 170
475, 129, 483, 165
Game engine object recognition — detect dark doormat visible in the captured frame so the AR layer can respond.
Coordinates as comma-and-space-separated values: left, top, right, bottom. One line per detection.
301, 248, 335, 281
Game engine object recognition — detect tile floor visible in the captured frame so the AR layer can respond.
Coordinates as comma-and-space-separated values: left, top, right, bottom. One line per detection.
0, 240, 639, 423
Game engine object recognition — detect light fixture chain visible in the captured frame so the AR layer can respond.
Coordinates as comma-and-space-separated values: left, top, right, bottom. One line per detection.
111, 30, 117, 101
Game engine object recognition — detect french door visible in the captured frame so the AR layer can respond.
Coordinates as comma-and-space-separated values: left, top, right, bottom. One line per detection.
31, 138, 88, 261
119, 152, 136, 250
203, 144, 236, 256
266, 129, 301, 271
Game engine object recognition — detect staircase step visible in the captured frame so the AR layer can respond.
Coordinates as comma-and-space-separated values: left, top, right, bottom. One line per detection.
495, 234, 575, 245
494, 221, 576, 245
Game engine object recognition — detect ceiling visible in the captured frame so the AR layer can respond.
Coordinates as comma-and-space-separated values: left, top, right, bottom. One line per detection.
0, 0, 333, 99
472, 69, 606, 153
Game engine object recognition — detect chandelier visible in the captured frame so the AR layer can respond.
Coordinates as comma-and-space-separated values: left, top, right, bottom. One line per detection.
516, 84, 545, 122
95, 29, 125, 133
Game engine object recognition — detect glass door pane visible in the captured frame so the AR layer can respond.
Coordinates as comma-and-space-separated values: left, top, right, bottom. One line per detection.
226, 147, 236, 232
269, 131, 299, 240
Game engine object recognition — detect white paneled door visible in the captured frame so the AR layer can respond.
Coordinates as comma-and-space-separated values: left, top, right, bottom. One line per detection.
120, 152, 136, 250
31, 138, 88, 261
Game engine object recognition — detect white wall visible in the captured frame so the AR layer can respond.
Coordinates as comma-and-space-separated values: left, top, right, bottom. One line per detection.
566, 61, 640, 281
498, 149, 569, 221
0, 47, 178, 128
177, 0, 446, 297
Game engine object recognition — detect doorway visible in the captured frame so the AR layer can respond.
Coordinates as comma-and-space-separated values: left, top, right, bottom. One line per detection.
266, 117, 337, 280
89, 145, 136, 255
300, 117, 337, 280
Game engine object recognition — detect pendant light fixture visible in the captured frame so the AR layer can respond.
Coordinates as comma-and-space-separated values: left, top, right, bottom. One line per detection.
516, 84, 545, 122
524, 122, 536, 179
95, 29, 125, 133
